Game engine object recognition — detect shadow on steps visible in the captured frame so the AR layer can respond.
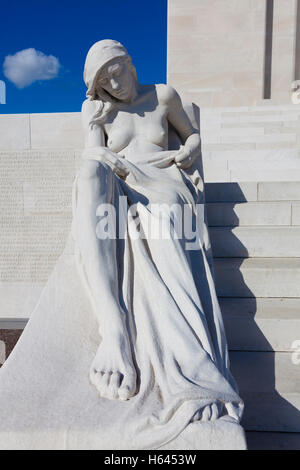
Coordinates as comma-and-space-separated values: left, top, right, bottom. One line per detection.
206, 181, 300, 437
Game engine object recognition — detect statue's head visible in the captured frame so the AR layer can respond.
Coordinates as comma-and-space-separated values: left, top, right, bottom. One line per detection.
84, 39, 137, 103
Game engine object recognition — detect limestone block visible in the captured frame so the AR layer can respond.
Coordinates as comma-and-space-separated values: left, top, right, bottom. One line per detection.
214, 89, 264, 108
200, 120, 221, 133
229, 159, 300, 172
207, 202, 291, 227
214, 258, 300, 298
220, 108, 300, 117
167, 0, 267, 106
206, 149, 300, 163
221, 113, 299, 123
202, 161, 230, 182
223, 121, 283, 129
271, 0, 297, 99
201, 132, 221, 144
265, 125, 300, 134
205, 182, 258, 203
30, 113, 83, 149
203, 143, 256, 153
230, 168, 300, 182
273, 0, 297, 34
230, 351, 300, 432
0, 282, 44, 319
0, 114, 30, 150
221, 133, 296, 145
272, 36, 296, 93
258, 182, 300, 201
254, 142, 297, 150
230, 351, 300, 395
0, 150, 74, 295
292, 202, 300, 225
210, 226, 300, 258
219, 127, 265, 137
221, 297, 300, 352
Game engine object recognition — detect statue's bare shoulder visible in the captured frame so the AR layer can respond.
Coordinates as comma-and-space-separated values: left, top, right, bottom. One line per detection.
155, 83, 194, 138
155, 83, 182, 109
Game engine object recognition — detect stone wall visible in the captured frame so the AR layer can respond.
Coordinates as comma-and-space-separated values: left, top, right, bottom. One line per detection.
0, 113, 83, 323
0, 112, 83, 150
167, 0, 298, 107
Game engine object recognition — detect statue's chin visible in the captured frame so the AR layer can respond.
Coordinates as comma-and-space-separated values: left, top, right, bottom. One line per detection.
115, 91, 131, 102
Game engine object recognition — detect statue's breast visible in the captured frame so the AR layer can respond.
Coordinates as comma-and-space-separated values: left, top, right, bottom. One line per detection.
142, 122, 167, 147
105, 113, 134, 153
105, 107, 168, 153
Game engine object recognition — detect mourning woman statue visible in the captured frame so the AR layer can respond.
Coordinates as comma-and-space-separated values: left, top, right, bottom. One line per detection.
0, 40, 245, 450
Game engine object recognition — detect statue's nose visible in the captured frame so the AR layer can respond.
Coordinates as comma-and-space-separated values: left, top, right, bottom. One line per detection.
110, 78, 119, 90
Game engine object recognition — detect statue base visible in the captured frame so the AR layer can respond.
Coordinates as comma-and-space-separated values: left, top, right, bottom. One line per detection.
160, 420, 246, 450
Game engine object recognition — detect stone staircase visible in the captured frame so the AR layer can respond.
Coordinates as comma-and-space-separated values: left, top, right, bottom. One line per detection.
201, 105, 300, 182
206, 181, 300, 449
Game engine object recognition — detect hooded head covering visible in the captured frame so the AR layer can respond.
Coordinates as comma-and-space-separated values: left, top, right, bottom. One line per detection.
84, 39, 129, 99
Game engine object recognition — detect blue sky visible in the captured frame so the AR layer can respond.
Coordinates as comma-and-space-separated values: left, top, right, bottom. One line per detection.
0, 0, 167, 114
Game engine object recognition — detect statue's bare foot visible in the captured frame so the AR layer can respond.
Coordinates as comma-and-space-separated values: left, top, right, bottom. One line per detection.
90, 331, 136, 401
192, 402, 221, 422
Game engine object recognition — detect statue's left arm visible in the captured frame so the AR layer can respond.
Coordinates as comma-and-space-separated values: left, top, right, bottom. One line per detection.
162, 85, 201, 169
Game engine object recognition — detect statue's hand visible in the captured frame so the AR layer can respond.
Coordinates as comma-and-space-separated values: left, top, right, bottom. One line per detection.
173, 145, 196, 170
83, 147, 129, 178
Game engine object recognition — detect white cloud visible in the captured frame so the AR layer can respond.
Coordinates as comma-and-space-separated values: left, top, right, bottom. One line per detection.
3, 48, 60, 88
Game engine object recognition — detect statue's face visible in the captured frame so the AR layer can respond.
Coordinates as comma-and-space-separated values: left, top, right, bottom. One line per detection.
97, 57, 135, 102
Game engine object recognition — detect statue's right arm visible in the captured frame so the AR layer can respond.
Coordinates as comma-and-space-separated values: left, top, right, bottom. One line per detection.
81, 99, 105, 148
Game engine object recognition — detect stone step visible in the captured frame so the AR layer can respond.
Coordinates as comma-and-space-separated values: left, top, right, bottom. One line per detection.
202, 112, 300, 124
207, 202, 294, 227
258, 182, 300, 202
204, 148, 300, 163
202, 105, 300, 113
205, 182, 300, 203
220, 298, 300, 352
205, 182, 258, 202
202, 105, 300, 115
229, 168, 300, 183
210, 227, 300, 258
214, 258, 300, 298
204, 167, 300, 183
245, 431, 300, 450
202, 132, 297, 145
229, 351, 300, 432
228, 159, 300, 173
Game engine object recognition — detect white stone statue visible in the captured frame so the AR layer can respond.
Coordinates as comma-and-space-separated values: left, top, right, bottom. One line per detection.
0, 40, 245, 450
